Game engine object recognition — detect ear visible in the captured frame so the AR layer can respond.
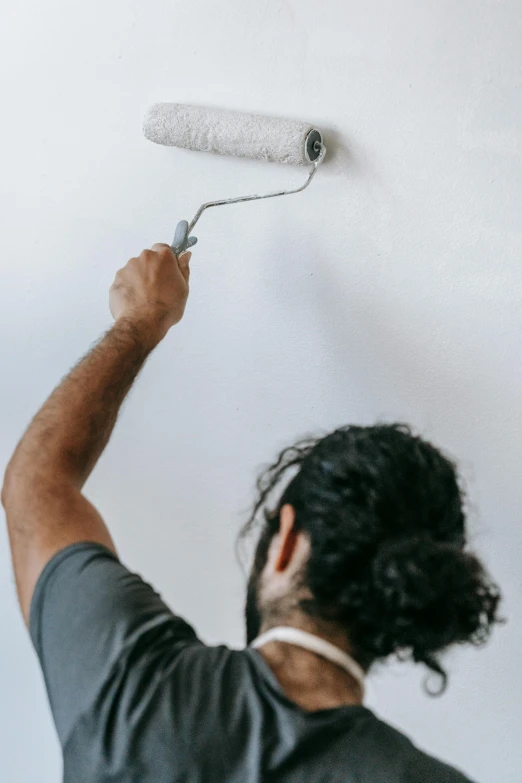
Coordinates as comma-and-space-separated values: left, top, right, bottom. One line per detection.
274, 504, 298, 572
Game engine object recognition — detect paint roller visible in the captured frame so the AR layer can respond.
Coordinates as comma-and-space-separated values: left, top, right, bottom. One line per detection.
143, 103, 326, 254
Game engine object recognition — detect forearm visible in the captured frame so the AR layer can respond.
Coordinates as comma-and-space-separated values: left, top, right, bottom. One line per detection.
3, 317, 157, 497
2, 242, 190, 621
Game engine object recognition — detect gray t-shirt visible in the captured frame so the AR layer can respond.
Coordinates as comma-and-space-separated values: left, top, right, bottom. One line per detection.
30, 542, 475, 783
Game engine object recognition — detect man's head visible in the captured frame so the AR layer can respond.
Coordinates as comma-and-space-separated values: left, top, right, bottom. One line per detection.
242, 423, 501, 691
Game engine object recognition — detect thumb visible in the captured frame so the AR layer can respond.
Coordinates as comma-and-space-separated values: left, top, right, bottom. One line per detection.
177, 250, 191, 282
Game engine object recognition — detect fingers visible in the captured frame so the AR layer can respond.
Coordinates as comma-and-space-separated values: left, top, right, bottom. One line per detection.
142, 243, 191, 283
151, 243, 175, 257
177, 251, 191, 282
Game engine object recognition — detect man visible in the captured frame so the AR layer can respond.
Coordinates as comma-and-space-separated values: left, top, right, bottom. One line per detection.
2, 243, 500, 782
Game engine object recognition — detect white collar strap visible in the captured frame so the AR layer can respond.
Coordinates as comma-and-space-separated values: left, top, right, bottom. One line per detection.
250, 626, 365, 697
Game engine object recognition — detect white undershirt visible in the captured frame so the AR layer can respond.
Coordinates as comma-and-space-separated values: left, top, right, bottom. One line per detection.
250, 626, 365, 698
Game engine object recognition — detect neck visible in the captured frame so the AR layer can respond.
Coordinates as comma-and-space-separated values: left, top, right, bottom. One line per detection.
254, 617, 364, 710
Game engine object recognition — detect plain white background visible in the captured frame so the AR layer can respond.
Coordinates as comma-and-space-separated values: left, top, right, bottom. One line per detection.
1, 1, 521, 780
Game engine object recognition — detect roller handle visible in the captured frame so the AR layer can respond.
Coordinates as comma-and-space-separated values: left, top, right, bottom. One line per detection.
169, 142, 326, 254
171, 220, 198, 255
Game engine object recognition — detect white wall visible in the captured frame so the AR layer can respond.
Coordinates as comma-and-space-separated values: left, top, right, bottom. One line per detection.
1, 1, 521, 780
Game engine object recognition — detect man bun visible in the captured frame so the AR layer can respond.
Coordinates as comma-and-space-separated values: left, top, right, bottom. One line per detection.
342, 535, 500, 689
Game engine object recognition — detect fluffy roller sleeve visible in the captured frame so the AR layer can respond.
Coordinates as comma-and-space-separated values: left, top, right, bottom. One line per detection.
143, 103, 322, 166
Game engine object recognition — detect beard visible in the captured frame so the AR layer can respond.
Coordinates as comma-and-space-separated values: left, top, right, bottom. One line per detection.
244, 567, 263, 645
244, 526, 273, 645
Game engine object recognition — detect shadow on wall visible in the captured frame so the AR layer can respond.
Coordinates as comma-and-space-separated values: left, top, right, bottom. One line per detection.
319, 126, 392, 201
320, 126, 354, 173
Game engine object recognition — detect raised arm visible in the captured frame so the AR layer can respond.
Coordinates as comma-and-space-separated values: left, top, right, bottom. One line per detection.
2, 244, 191, 623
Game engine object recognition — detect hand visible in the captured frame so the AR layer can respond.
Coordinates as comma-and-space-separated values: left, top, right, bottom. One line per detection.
110, 244, 191, 344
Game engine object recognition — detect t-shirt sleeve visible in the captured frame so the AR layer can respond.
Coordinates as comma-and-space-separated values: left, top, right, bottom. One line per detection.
29, 541, 202, 747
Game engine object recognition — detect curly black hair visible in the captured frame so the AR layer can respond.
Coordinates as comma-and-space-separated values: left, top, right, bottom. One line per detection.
239, 423, 502, 693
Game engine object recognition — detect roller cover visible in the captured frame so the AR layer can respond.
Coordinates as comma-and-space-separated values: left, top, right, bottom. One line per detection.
143, 103, 318, 165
